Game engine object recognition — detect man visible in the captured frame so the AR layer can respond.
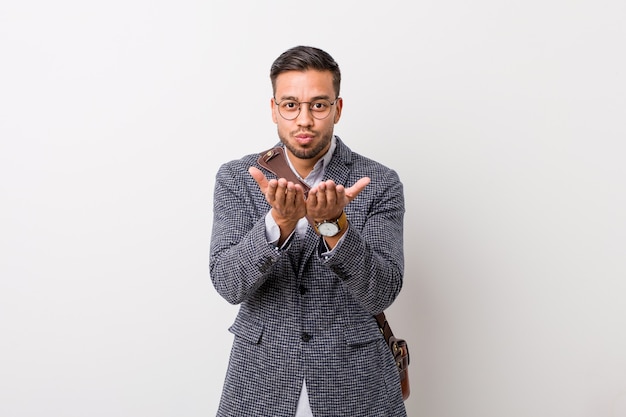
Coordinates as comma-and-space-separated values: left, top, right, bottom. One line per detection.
210, 45, 406, 417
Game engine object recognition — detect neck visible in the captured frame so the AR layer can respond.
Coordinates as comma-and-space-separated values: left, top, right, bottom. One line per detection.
283, 137, 334, 179
287, 153, 319, 179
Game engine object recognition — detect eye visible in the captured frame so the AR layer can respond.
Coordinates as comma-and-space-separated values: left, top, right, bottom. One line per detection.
311, 100, 329, 111
281, 100, 299, 110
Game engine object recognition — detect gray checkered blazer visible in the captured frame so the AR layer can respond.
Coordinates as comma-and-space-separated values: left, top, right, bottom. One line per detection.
210, 137, 407, 417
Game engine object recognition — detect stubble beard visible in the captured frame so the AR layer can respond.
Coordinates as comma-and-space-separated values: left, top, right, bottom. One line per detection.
279, 130, 333, 160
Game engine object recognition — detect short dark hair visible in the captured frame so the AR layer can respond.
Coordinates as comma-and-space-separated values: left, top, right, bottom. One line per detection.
270, 46, 341, 98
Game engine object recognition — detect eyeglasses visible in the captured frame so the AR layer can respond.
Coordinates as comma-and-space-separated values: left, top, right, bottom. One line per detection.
273, 97, 340, 120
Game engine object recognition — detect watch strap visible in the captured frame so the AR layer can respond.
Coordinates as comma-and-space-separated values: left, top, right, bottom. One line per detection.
314, 211, 347, 236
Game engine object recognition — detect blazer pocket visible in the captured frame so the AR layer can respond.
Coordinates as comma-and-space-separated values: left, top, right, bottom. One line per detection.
228, 315, 264, 344
344, 321, 383, 347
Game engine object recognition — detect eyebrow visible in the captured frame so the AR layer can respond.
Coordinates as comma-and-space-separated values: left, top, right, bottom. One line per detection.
277, 94, 332, 101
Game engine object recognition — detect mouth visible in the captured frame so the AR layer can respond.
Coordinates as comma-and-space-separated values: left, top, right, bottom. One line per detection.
294, 132, 314, 146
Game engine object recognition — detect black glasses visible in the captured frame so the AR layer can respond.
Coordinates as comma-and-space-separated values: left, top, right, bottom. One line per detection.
273, 97, 340, 120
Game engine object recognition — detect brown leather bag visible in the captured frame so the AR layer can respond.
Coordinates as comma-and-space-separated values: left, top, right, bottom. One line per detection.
375, 312, 411, 401
258, 146, 411, 401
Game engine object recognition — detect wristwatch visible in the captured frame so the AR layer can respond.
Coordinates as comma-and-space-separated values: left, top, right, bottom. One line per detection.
314, 211, 348, 237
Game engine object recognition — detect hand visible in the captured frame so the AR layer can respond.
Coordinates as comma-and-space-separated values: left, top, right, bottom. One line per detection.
306, 177, 371, 222
248, 166, 307, 226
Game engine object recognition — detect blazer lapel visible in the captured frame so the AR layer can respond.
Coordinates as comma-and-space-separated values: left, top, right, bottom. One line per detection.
323, 136, 353, 188
296, 137, 355, 273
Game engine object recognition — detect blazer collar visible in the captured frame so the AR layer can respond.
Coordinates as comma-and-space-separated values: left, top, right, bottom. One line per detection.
323, 135, 354, 186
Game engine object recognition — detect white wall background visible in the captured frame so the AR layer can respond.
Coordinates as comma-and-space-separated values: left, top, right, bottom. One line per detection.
1, 1, 625, 416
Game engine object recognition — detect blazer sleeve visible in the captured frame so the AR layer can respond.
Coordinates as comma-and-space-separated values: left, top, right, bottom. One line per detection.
209, 160, 282, 305
322, 166, 405, 315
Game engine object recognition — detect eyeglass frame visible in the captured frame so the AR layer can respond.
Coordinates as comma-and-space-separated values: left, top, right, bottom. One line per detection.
273, 97, 341, 120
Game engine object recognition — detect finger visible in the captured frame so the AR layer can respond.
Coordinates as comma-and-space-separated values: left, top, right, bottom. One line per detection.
248, 166, 269, 191
284, 182, 298, 205
267, 179, 279, 203
292, 184, 307, 204
306, 188, 318, 206
334, 184, 346, 203
345, 177, 371, 201
322, 181, 338, 207
314, 183, 329, 206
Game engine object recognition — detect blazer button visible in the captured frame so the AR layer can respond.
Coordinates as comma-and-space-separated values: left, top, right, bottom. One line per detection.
299, 285, 308, 295
301, 332, 312, 342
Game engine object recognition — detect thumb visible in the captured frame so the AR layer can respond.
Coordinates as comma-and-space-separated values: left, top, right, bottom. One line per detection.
248, 166, 269, 191
345, 177, 371, 201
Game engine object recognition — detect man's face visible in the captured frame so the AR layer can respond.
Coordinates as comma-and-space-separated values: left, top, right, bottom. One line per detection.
271, 69, 342, 162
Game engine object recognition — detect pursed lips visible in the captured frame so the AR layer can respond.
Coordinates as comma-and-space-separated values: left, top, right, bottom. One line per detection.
295, 132, 314, 145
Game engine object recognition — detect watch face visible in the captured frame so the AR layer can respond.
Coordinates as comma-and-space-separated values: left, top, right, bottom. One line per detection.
318, 221, 340, 237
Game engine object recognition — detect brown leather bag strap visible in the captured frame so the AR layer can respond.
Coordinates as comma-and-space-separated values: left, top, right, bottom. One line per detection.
258, 147, 311, 194
375, 312, 394, 345
257, 146, 315, 228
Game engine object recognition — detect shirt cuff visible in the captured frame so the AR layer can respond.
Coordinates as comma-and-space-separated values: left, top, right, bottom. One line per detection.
319, 223, 349, 259
265, 210, 295, 250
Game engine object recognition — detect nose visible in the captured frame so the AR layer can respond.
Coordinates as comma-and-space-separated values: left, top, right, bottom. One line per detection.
295, 104, 314, 126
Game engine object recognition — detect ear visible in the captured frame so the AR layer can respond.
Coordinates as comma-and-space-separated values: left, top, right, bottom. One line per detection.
333, 97, 343, 124
271, 97, 278, 124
